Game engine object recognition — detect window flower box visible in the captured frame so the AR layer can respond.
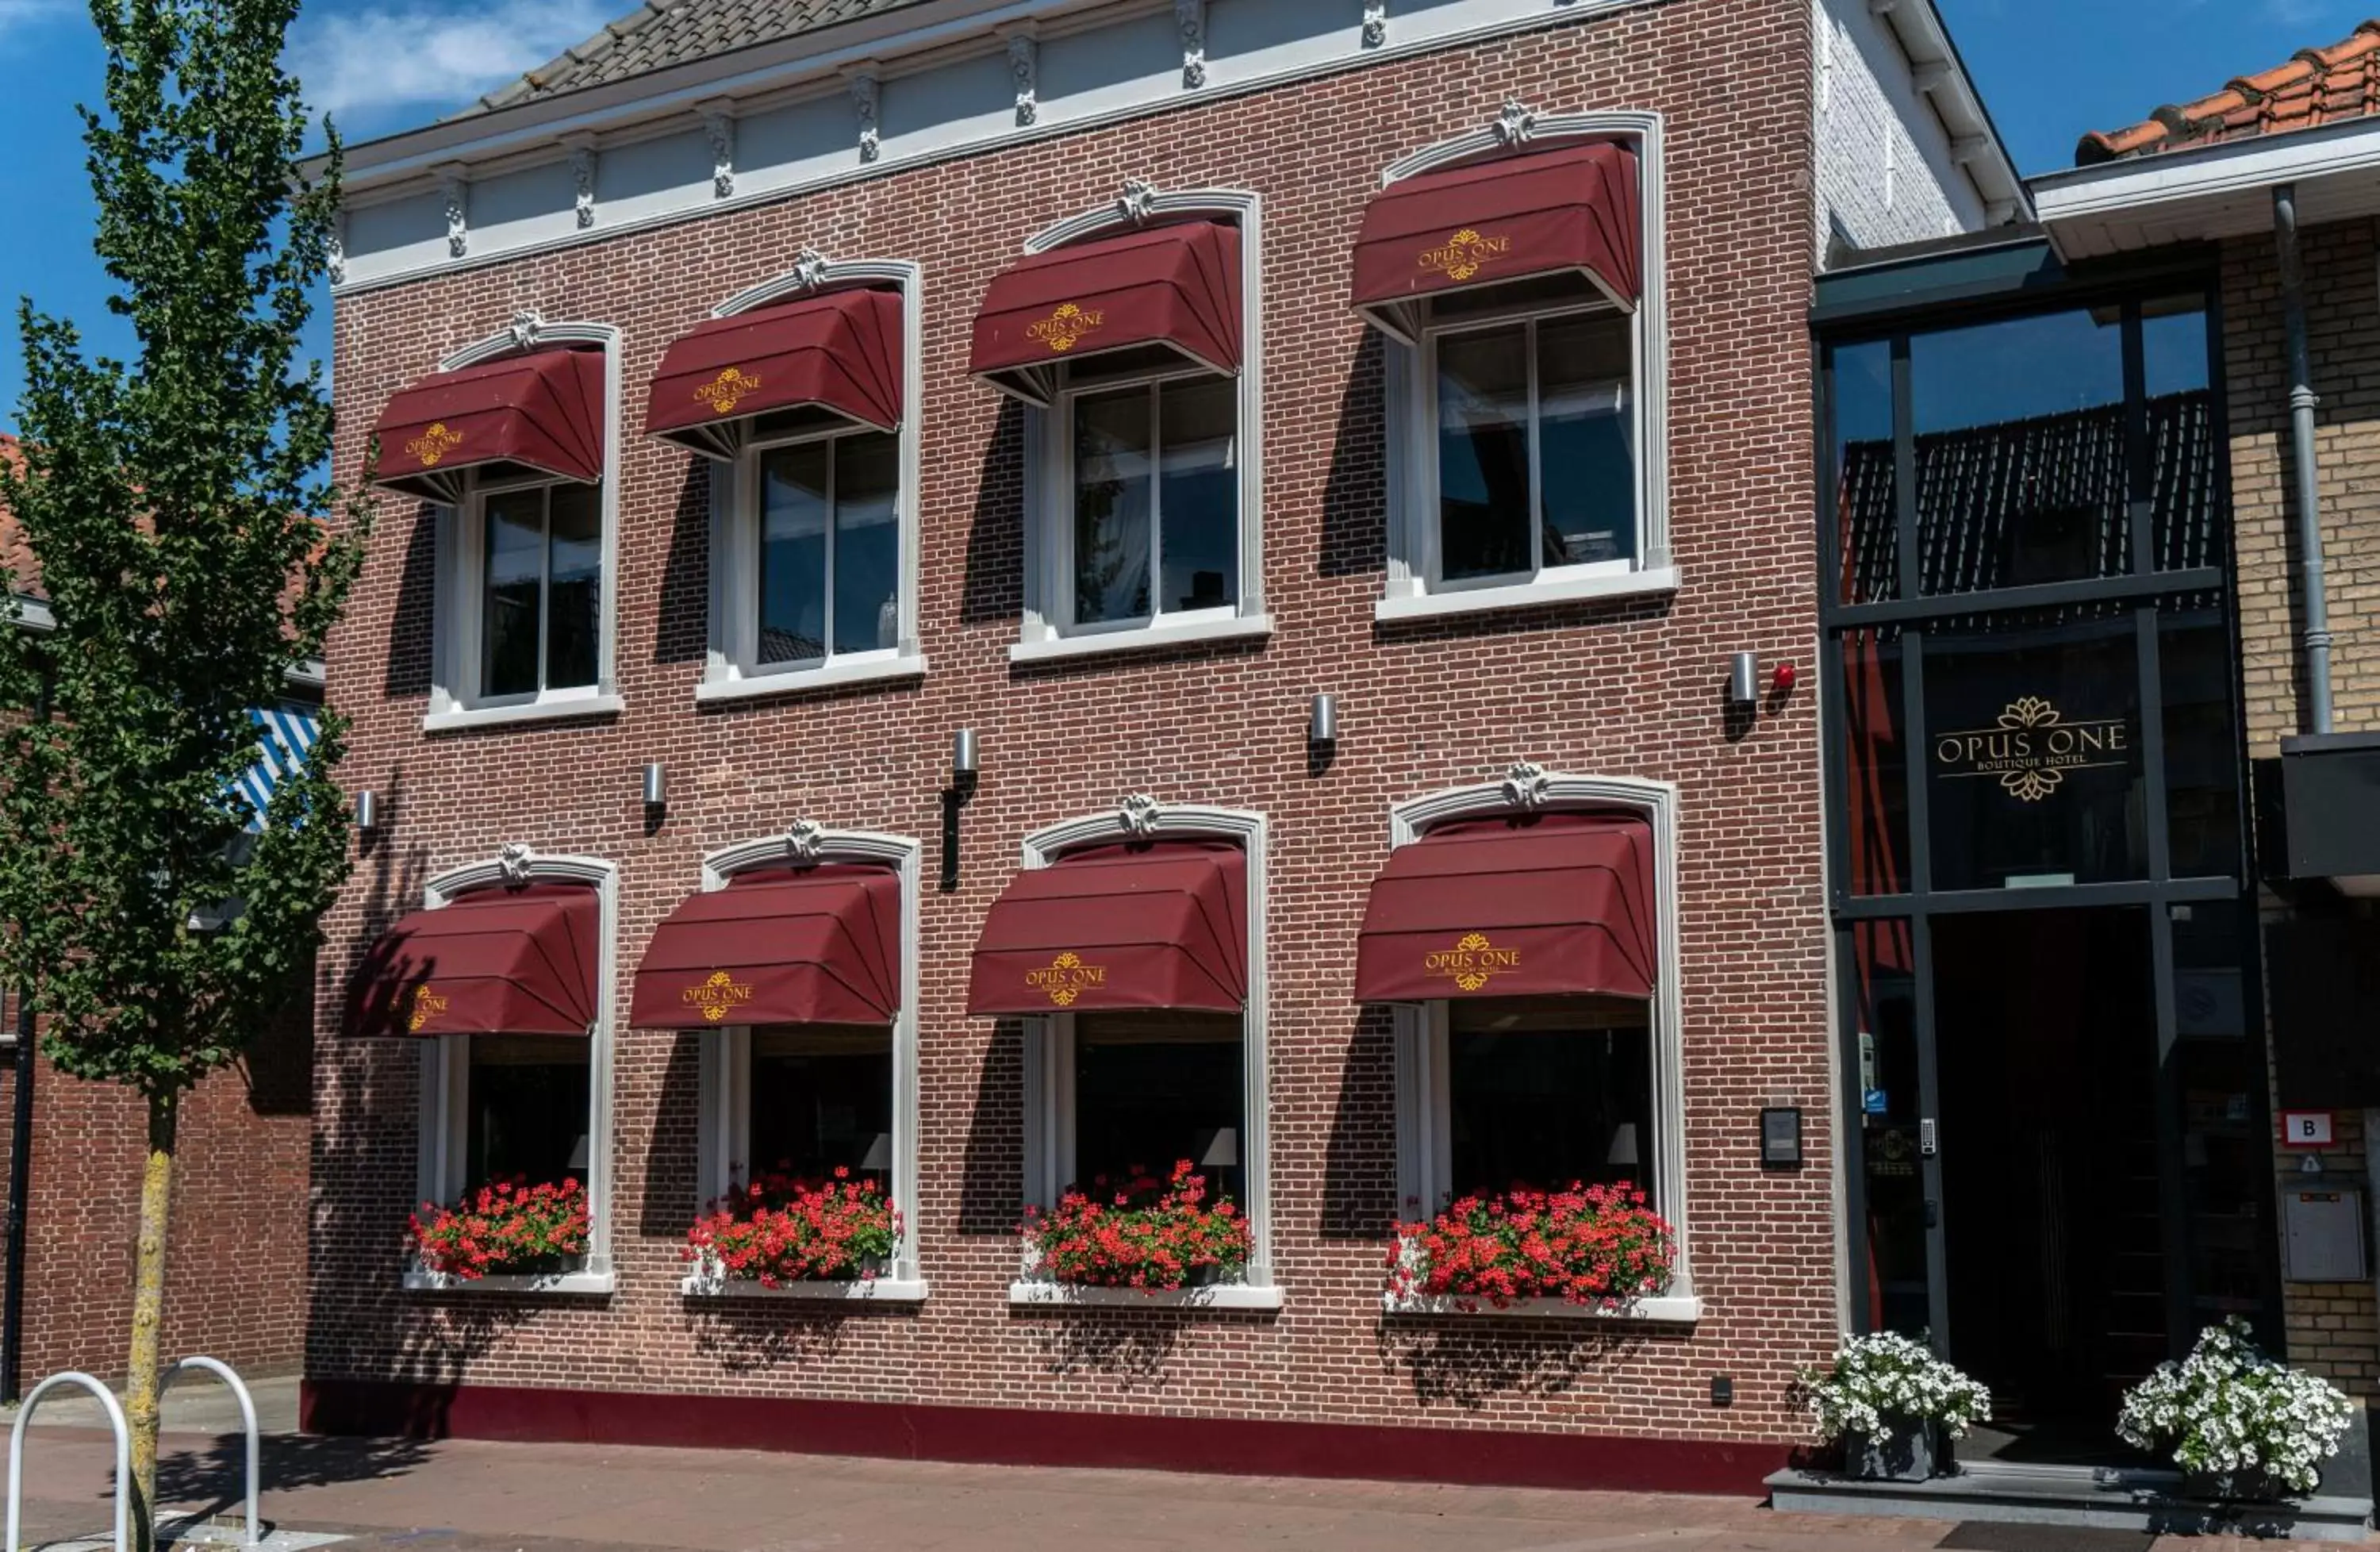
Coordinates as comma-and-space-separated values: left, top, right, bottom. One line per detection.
409, 1177, 590, 1282
1016, 1160, 1252, 1294
683, 1169, 901, 1291
1384, 1182, 1674, 1312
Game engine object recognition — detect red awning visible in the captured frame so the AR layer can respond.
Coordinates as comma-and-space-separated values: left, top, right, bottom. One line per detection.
629, 864, 900, 1028
347, 883, 600, 1038
969, 219, 1242, 405
1354, 811, 1656, 1002
968, 840, 1246, 1016
645, 289, 904, 461
371, 348, 606, 505
1351, 140, 1641, 342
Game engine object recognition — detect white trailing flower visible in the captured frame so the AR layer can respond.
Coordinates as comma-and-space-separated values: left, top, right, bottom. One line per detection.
2117, 1318, 2354, 1495
1801, 1331, 1992, 1441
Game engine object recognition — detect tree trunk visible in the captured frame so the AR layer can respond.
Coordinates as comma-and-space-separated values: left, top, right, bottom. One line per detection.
123, 1089, 177, 1552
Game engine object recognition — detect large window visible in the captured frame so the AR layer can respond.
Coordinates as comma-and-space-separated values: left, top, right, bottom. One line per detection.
1071, 1011, 1245, 1204
478, 479, 602, 700
1432, 304, 1636, 585
463, 1035, 592, 1189
1443, 997, 1653, 1203
1069, 375, 1238, 627
751, 432, 901, 667
747, 1024, 892, 1182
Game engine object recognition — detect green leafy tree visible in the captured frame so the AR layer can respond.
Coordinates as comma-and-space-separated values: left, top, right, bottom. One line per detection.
0, 0, 365, 1539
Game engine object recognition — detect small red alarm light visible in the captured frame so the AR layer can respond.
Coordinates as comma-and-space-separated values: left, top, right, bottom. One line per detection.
1772, 661, 1798, 694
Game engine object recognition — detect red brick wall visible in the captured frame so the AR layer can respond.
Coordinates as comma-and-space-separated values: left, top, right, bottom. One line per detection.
0, 990, 311, 1385
315, 3, 1832, 1453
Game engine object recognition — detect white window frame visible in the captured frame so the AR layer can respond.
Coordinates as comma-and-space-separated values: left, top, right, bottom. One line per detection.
1009, 799, 1280, 1310
1008, 189, 1271, 665
463, 471, 607, 705
1374, 111, 1680, 624
1052, 366, 1242, 640
424, 316, 625, 733
682, 823, 925, 1302
1383, 768, 1699, 1323
405, 846, 619, 1296
696, 259, 926, 704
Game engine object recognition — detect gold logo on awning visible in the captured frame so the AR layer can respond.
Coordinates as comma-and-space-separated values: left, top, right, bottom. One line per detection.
405, 422, 464, 467
1933, 695, 2132, 804
1025, 950, 1107, 1007
696, 367, 762, 415
682, 970, 757, 1023
1424, 932, 1521, 993
1026, 303, 1105, 354
1418, 228, 1512, 283
405, 982, 450, 1033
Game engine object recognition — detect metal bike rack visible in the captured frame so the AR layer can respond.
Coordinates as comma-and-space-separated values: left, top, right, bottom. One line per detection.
6, 1370, 130, 1552
159, 1355, 259, 1548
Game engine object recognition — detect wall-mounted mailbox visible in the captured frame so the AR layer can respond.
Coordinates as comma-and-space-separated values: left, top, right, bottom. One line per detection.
2285, 1185, 2367, 1282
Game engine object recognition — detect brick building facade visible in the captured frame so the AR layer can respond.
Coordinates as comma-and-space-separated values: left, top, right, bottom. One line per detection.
306, 0, 2013, 1487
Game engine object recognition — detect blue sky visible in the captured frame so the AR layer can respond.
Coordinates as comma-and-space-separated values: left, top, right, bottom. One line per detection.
0, 0, 2363, 429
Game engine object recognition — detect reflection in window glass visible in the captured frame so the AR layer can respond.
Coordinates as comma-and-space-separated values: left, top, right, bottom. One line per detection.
1537, 313, 1636, 568
1840, 628, 1910, 895
465, 1034, 591, 1189
1073, 1011, 1244, 1207
481, 489, 545, 698
759, 443, 828, 663
545, 482, 601, 690
1073, 389, 1155, 624
747, 1024, 892, 1184
2160, 597, 2243, 880
1071, 378, 1238, 624
2170, 899, 2271, 1334
1445, 997, 1653, 1206
2144, 299, 2221, 573
1833, 340, 1896, 604
1436, 324, 1532, 580
758, 432, 900, 666
1921, 608, 2146, 891
1157, 377, 1238, 613
831, 433, 901, 656
1849, 920, 1924, 1336
1911, 309, 2127, 595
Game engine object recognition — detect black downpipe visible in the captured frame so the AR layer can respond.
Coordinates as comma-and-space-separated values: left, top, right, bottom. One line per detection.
2, 671, 48, 1404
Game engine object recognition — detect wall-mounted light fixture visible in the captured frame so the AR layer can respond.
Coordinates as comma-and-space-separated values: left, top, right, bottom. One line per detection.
354, 790, 381, 833
952, 727, 980, 788
640, 761, 667, 810
1308, 693, 1338, 745
1726, 651, 1760, 707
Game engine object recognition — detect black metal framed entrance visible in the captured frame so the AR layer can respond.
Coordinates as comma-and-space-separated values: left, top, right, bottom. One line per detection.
1817, 266, 2280, 1436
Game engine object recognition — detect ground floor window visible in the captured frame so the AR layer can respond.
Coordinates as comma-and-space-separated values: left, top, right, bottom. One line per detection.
463, 1034, 592, 1188
747, 1024, 892, 1182
1443, 996, 1653, 1204
1071, 1010, 1245, 1204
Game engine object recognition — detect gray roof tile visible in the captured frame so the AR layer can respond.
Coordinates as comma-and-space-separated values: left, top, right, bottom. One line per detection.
463, 0, 932, 117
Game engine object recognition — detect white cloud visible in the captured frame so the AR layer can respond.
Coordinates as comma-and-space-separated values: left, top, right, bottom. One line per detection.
0, 0, 75, 43
287, 0, 617, 120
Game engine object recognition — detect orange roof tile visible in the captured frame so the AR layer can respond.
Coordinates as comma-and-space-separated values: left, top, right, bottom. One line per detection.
2079, 19, 2380, 163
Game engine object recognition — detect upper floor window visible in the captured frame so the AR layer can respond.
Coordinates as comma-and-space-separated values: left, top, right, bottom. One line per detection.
645, 271, 922, 699
370, 332, 617, 729
970, 198, 1269, 660
1357, 119, 1673, 621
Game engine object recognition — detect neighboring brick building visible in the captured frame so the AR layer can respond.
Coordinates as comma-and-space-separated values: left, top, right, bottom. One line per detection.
0, 440, 317, 1390
308, 0, 2021, 1491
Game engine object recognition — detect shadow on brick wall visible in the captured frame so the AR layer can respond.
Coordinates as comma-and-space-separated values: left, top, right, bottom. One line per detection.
961, 400, 1024, 626
1321, 1006, 1396, 1239
1374, 1317, 1648, 1409
653, 459, 709, 666
636, 1030, 702, 1237
955, 1024, 1021, 1236
1318, 328, 1386, 580
382, 509, 436, 699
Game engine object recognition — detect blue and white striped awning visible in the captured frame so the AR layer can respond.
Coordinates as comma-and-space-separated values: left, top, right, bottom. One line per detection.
236, 703, 321, 830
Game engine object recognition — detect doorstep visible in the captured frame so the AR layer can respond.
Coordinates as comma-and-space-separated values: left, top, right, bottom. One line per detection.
1768, 1459, 2375, 1542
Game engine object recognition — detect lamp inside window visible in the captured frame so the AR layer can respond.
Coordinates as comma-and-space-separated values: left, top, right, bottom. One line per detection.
1443, 994, 1653, 1206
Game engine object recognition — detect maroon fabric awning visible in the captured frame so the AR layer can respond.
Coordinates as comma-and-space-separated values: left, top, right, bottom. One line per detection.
969, 219, 1242, 405
1352, 140, 1641, 341
645, 289, 904, 461
347, 883, 600, 1038
629, 865, 900, 1028
371, 348, 606, 505
1354, 811, 1656, 1002
969, 841, 1246, 1016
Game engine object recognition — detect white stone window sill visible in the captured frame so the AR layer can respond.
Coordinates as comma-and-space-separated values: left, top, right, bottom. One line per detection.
1380, 1292, 1702, 1323
1007, 1279, 1284, 1311
681, 1273, 927, 1303
694, 655, 926, 705
421, 692, 624, 735
1008, 613, 1273, 665
1374, 567, 1681, 624
401, 1268, 616, 1296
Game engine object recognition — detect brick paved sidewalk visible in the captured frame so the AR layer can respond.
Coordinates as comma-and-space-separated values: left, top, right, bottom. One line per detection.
4, 1424, 2361, 1551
